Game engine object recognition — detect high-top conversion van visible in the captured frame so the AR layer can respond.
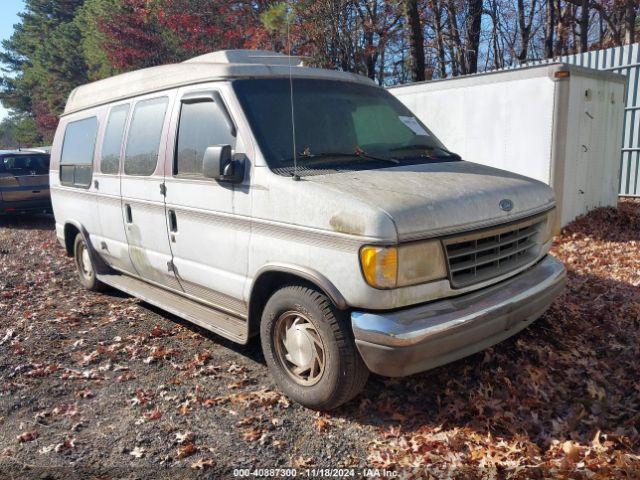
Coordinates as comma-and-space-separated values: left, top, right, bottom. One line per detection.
50, 50, 566, 409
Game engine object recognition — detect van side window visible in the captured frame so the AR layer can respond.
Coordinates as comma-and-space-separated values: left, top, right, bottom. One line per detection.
175, 99, 236, 176
101, 104, 130, 174
60, 116, 98, 187
124, 97, 168, 176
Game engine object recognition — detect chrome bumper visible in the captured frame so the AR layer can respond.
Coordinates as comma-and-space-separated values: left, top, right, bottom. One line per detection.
351, 255, 566, 377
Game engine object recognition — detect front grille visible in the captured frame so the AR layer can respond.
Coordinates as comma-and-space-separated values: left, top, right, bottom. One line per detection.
443, 216, 544, 288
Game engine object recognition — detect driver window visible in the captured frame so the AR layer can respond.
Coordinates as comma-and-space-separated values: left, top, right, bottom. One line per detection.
175, 99, 236, 176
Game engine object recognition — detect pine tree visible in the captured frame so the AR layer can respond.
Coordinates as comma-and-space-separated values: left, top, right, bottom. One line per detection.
0, 0, 86, 141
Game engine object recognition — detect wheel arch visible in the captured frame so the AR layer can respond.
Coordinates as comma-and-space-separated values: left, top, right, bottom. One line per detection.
247, 264, 348, 338
63, 220, 86, 257
63, 220, 110, 274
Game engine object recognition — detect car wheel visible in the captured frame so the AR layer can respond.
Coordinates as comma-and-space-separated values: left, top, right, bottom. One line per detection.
73, 233, 105, 292
260, 285, 369, 410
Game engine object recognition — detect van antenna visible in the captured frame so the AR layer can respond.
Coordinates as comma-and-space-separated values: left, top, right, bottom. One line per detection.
286, 1, 300, 181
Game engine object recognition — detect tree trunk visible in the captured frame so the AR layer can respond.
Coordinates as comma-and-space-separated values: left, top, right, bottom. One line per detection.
517, 0, 527, 60
489, 0, 502, 68
464, 0, 483, 73
404, 0, 426, 81
579, 0, 589, 53
545, 0, 555, 58
352, 0, 379, 80
445, 0, 464, 75
555, 0, 569, 55
365, 30, 377, 80
378, 40, 386, 85
625, 0, 636, 44
432, 0, 447, 77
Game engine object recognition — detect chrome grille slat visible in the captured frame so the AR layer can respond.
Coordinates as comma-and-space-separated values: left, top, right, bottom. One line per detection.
449, 239, 537, 273
443, 217, 544, 288
446, 227, 538, 259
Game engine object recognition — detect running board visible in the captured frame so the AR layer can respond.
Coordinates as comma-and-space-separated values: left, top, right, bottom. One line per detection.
97, 273, 248, 344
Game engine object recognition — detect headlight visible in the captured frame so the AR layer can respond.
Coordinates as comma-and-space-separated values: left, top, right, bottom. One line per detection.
359, 240, 447, 289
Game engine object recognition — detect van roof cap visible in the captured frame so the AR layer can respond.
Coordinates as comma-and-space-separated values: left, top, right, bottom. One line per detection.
63, 50, 372, 116
184, 49, 304, 67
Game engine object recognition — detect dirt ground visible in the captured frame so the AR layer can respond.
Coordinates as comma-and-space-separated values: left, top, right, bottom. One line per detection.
0, 201, 639, 479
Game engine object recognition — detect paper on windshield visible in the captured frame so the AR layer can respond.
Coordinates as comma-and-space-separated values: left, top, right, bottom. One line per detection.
399, 116, 429, 136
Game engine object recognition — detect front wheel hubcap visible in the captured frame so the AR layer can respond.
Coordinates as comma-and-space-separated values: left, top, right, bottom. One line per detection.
274, 311, 325, 386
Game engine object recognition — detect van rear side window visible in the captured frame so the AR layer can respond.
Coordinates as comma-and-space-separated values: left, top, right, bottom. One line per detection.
60, 116, 98, 187
124, 97, 168, 176
101, 104, 130, 174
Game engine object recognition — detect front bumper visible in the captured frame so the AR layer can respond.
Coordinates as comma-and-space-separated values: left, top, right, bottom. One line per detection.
351, 255, 566, 377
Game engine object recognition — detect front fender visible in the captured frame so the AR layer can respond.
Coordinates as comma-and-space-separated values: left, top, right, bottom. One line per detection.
250, 263, 349, 310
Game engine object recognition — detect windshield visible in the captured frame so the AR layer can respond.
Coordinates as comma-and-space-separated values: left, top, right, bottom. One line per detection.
233, 78, 458, 175
0, 154, 50, 175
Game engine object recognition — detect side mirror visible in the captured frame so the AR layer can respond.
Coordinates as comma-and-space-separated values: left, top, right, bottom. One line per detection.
202, 145, 244, 183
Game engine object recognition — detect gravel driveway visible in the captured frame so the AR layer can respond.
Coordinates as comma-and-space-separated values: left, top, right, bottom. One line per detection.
0, 202, 639, 479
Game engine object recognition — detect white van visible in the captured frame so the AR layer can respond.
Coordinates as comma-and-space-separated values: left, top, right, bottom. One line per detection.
50, 50, 566, 410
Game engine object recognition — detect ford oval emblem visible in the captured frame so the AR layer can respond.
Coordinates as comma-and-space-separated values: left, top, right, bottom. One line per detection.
499, 199, 514, 212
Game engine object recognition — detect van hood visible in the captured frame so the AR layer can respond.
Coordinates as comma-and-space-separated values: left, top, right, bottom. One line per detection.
307, 160, 556, 241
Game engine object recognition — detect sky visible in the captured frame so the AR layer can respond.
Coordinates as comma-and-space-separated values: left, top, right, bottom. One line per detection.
0, 0, 25, 122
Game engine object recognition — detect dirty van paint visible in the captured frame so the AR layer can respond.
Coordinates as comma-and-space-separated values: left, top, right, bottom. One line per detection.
329, 212, 366, 235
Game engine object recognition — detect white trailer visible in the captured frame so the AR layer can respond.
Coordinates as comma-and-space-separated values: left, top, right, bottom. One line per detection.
389, 63, 627, 229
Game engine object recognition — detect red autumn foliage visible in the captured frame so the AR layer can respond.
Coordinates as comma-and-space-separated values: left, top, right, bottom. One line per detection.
32, 96, 60, 141
97, 0, 282, 72
98, 0, 177, 70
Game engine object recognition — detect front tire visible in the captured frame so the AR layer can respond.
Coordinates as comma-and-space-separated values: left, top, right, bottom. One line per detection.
73, 233, 105, 292
260, 285, 369, 410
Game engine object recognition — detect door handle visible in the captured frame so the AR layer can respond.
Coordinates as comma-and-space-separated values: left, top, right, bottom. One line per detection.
94, 180, 99, 189
125, 204, 133, 223
168, 209, 178, 232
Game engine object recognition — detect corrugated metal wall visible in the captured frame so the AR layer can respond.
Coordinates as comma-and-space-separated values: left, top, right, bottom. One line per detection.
518, 44, 640, 197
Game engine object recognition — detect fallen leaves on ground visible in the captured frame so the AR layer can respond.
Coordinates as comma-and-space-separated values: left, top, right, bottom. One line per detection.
366, 200, 640, 476
129, 446, 145, 458
176, 442, 197, 459
16, 431, 38, 443
190, 457, 215, 469
1, 203, 639, 476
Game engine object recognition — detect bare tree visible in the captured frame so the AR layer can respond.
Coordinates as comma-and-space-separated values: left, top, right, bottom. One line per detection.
625, 0, 636, 44
352, 0, 402, 80
291, 0, 638, 85
465, 0, 484, 72
516, 0, 538, 60
544, 0, 555, 57
485, 0, 504, 68
404, 0, 426, 81
445, 0, 464, 74
430, 0, 448, 77
578, 0, 589, 52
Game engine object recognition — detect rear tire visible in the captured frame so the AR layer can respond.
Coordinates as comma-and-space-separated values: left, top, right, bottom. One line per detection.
260, 285, 369, 410
73, 233, 105, 292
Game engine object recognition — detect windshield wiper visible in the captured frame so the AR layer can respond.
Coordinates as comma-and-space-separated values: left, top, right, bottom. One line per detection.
391, 144, 461, 160
298, 150, 400, 165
